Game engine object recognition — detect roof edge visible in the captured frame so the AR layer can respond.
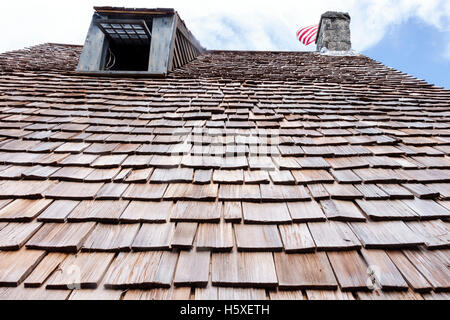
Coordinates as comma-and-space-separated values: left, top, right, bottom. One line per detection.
93, 6, 175, 16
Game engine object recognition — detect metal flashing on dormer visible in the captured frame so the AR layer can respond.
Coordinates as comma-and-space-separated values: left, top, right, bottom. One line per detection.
76, 7, 204, 77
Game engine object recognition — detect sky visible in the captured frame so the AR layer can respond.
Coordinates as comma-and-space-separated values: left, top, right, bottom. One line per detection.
1, 0, 449, 88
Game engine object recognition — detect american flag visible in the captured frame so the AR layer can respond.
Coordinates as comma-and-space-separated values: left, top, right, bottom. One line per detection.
297, 24, 318, 46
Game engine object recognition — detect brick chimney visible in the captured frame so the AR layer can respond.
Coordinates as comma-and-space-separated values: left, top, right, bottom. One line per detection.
316, 11, 351, 52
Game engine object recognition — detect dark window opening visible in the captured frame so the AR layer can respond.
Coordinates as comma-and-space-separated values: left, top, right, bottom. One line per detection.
104, 41, 150, 71
96, 18, 152, 72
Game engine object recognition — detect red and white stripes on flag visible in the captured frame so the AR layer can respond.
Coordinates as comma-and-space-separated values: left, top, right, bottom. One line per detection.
297, 24, 318, 46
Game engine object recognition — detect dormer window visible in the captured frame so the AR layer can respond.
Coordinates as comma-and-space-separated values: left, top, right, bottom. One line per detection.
77, 7, 204, 76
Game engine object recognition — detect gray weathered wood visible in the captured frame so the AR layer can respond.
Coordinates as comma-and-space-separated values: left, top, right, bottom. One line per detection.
77, 14, 107, 72
148, 15, 177, 74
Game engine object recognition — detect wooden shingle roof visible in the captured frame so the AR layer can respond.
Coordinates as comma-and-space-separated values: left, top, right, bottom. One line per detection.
0, 43, 448, 300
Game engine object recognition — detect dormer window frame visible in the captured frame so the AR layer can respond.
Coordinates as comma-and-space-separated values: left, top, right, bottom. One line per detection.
95, 19, 152, 46
76, 7, 204, 77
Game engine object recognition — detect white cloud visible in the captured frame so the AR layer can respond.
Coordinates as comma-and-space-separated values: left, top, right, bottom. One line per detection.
0, 0, 449, 55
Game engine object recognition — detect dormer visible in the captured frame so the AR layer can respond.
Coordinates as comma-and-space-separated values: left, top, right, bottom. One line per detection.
76, 7, 204, 76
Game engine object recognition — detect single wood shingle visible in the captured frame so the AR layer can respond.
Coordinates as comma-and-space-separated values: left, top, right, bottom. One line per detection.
308, 221, 361, 251
211, 251, 278, 288
350, 221, 424, 249
274, 252, 338, 290
46, 252, 114, 289
104, 251, 178, 289
26, 222, 96, 252
83, 224, 140, 252
327, 251, 370, 291
132, 223, 175, 251
242, 202, 292, 224
235, 224, 283, 251
173, 251, 210, 287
